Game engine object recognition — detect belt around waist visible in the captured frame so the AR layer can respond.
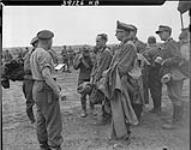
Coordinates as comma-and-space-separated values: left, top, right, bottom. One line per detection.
34, 79, 45, 82
34, 78, 56, 82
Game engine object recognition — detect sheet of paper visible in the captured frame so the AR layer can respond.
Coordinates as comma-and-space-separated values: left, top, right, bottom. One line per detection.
55, 64, 65, 70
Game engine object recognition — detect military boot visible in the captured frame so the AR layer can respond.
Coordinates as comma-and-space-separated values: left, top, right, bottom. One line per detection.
80, 97, 87, 118
80, 109, 87, 118
40, 141, 52, 150
173, 104, 184, 124
89, 102, 97, 116
162, 104, 184, 129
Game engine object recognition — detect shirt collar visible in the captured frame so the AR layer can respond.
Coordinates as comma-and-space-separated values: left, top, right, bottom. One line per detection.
166, 37, 173, 42
98, 46, 106, 53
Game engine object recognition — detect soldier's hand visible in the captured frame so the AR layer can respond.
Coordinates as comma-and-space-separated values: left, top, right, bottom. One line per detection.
161, 73, 171, 84
78, 54, 83, 60
54, 85, 62, 99
154, 56, 163, 64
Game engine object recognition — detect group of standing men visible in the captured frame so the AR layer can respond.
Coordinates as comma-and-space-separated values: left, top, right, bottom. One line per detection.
74, 20, 190, 142
21, 19, 189, 149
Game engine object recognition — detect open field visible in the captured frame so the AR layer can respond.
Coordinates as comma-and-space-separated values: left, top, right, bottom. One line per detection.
2, 69, 190, 150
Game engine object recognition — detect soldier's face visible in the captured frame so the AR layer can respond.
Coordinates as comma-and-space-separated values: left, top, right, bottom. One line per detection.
115, 30, 130, 42
158, 31, 170, 41
96, 36, 105, 48
33, 42, 38, 48
115, 30, 124, 41
130, 31, 136, 39
83, 51, 90, 57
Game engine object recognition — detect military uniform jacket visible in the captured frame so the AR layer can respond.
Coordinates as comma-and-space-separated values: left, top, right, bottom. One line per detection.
159, 38, 184, 77
73, 55, 93, 81
133, 37, 147, 54
30, 48, 55, 81
23, 48, 35, 80
91, 47, 112, 84
143, 45, 162, 66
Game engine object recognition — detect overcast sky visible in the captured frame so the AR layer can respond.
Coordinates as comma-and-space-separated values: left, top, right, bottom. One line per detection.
3, 1, 190, 48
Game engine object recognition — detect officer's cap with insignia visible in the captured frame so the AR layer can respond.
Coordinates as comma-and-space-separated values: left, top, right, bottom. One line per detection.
30, 36, 38, 45
37, 30, 54, 40
116, 20, 135, 32
156, 25, 172, 34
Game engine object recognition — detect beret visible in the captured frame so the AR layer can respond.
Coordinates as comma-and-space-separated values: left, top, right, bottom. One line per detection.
30, 36, 38, 45
156, 25, 172, 34
116, 20, 135, 32
37, 30, 54, 40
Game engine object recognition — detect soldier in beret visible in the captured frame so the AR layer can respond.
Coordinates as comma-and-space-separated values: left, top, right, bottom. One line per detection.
30, 30, 63, 150
22, 36, 38, 124
156, 25, 185, 129
99, 21, 139, 141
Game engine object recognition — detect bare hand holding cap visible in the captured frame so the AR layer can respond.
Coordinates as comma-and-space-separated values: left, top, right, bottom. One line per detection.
161, 73, 171, 84
154, 56, 163, 64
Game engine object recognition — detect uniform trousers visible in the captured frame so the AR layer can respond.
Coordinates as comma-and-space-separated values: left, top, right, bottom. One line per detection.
33, 81, 63, 149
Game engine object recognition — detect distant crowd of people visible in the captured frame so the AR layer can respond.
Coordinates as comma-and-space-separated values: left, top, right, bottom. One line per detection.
1, 20, 190, 150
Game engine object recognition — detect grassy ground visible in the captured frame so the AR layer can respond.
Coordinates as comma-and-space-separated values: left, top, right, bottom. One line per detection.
2, 69, 190, 150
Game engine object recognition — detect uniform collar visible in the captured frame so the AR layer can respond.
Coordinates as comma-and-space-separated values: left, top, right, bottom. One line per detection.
132, 37, 138, 43
121, 38, 131, 45
165, 37, 173, 43
98, 46, 106, 53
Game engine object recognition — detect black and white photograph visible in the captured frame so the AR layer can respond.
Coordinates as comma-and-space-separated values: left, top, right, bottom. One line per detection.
1, 1, 190, 150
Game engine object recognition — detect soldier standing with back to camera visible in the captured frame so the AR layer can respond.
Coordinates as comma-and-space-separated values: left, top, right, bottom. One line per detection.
155, 25, 185, 129
22, 36, 38, 124
30, 30, 63, 150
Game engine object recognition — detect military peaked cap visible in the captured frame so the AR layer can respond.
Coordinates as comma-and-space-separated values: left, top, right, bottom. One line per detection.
156, 25, 172, 34
116, 20, 135, 32
129, 24, 137, 31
